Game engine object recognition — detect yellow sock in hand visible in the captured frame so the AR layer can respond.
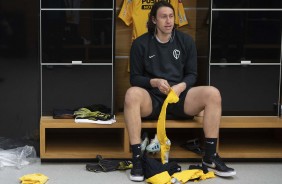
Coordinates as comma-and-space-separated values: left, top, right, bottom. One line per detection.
157, 89, 179, 164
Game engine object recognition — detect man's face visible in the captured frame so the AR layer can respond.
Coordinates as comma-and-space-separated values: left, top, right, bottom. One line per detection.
154, 6, 174, 35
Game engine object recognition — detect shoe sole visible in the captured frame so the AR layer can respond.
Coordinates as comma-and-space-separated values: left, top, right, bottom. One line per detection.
209, 168, 236, 177
129, 174, 144, 182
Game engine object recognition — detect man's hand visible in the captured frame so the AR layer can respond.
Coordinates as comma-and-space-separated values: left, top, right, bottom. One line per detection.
171, 82, 186, 97
150, 78, 170, 94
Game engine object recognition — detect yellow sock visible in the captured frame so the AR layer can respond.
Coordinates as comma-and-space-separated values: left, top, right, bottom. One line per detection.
157, 89, 179, 164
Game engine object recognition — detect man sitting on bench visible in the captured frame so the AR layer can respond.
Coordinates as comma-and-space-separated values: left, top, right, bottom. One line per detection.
123, 1, 236, 182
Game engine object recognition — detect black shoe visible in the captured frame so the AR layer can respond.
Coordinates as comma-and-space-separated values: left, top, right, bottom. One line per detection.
181, 138, 205, 156
130, 157, 144, 182
202, 153, 236, 177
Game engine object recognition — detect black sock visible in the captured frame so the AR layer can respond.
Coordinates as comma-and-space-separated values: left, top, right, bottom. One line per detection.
204, 138, 217, 158
131, 144, 142, 160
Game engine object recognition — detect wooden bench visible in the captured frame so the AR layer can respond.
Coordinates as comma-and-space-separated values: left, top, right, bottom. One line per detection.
40, 114, 282, 159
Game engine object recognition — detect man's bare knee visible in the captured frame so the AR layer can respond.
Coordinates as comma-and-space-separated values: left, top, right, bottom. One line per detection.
206, 86, 221, 105
124, 87, 144, 106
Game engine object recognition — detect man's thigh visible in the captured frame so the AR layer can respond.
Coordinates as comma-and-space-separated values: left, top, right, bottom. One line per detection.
136, 88, 154, 118
183, 86, 209, 116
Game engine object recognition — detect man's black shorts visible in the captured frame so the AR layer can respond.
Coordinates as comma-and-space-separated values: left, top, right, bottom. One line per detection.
143, 88, 194, 120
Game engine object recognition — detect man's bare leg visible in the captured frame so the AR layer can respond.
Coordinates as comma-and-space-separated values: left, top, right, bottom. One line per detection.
184, 86, 221, 138
183, 86, 236, 177
123, 86, 153, 181
183, 86, 221, 157
124, 86, 153, 145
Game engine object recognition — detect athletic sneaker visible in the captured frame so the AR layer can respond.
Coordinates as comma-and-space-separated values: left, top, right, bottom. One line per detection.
202, 153, 236, 177
141, 132, 149, 153
130, 158, 144, 182
146, 134, 160, 153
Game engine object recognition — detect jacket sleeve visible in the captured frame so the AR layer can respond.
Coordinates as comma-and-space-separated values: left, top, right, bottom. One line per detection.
129, 39, 152, 89
182, 36, 198, 88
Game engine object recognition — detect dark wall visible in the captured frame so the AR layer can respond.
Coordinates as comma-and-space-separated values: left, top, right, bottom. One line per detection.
209, 0, 282, 116
0, 1, 40, 141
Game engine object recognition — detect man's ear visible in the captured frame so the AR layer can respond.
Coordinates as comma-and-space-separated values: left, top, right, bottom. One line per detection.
152, 17, 156, 24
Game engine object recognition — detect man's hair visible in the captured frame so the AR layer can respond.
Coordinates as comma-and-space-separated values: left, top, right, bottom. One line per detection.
147, 1, 175, 35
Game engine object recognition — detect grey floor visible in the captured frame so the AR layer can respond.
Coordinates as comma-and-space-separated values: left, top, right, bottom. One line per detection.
1, 159, 282, 184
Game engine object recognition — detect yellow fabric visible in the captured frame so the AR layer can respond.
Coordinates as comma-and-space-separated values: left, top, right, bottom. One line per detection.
19, 173, 48, 184
200, 171, 216, 180
172, 169, 204, 183
119, 0, 188, 41
146, 171, 172, 184
157, 89, 179, 164
172, 169, 216, 183
146, 170, 215, 184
